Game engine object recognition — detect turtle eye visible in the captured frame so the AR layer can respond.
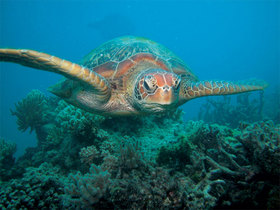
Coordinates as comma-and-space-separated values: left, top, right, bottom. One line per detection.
143, 75, 157, 94
173, 76, 181, 90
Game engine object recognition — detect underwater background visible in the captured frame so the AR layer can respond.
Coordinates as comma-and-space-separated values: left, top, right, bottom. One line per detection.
0, 0, 279, 209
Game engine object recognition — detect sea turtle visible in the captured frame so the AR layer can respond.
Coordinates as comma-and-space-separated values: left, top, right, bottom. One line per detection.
0, 36, 267, 116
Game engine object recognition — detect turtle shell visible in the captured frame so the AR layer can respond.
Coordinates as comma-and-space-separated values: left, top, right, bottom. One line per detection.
81, 36, 198, 89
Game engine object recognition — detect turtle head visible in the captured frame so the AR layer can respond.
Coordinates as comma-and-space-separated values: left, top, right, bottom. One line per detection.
133, 69, 181, 113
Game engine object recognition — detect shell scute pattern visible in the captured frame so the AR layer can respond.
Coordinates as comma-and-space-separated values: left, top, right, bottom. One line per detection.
82, 39, 124, 68
112, 42, 148, 62
81, 36, 197, 83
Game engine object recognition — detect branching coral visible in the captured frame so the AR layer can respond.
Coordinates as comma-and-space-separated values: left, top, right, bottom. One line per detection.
157, 137, 192, 170
65, 141, 187, 209
64, 164, 111, 208
0, 163, 64, 209
238, 120, 280, 177
79, 145, 100, 166
44, 126, 64, 149
55, 100, 105, 135
156, 119, 280, 209
118, 141, 146, 173
198, 93, 264, 127
262, 87, 280, 124
0, 138, 16, 163
5, 88, 280, 209
109, 166, 184, 209
156, 122, 237, 208
0, 138, 16, 181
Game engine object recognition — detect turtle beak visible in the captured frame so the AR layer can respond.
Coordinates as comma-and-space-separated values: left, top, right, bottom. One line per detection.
146, 85, 177, 105
160, 85, 175, 104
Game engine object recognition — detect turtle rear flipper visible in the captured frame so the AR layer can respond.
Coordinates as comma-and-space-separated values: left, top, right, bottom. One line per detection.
0, 49, 111, 104
181, 79, 268, 101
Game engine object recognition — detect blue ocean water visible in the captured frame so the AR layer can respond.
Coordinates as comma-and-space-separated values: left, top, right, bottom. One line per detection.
0, 0, 279, 155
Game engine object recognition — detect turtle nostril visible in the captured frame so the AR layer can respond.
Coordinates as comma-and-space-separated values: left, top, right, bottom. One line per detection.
163, 85, 170, 91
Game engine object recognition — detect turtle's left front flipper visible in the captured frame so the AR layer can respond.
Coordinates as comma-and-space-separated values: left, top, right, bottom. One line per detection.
181, 79, 268, 101
0, 49, 111, 103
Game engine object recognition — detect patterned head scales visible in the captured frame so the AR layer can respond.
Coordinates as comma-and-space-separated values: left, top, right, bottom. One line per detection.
134, 69, 181, 107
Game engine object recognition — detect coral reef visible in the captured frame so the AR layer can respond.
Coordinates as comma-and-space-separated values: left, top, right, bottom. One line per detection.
55, 100, 105, 136
198, 93, 264, 127
10, 90, 49, 133
157, 135, 192, 170
0, 163, 64, 209
65, 142, 185, 209
118, 141, 146, 172
1, 90, 279, 209
262, 87, 280, 124
10, 90, 55, 143
79, 145, 100, 166
0, 138, 16, 181
64, 164, 111, 208
238, 120, 280, 177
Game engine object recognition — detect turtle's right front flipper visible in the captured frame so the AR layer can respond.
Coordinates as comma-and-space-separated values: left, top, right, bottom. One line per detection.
0, 49, 111, 103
